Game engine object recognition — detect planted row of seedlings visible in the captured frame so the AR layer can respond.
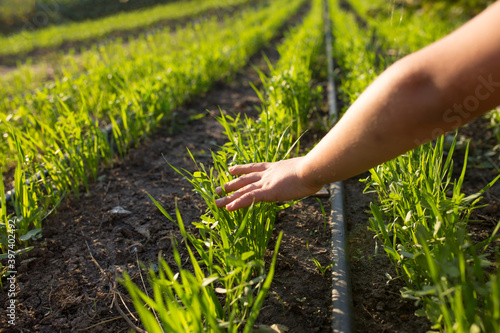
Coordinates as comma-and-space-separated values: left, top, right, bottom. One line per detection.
331, 0, 500, 330
0, 0, 260, 100
330, 0, 471, 111
0, 0, 304, 168
0, 0, 307, 275
0, 0, 253, 59
346, 0, 469, 60
0, 0, 266, 105
367, 137, 500, 332
121, 0, 326, 330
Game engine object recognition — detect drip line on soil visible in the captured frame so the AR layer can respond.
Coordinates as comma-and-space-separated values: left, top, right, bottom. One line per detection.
324, 0, 338, 123
324, 0, 352, 331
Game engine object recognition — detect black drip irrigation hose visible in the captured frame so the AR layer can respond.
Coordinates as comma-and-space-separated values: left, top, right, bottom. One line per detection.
324, 0, 338, 123
323, 0, 352, 332
329, 182, 351, 333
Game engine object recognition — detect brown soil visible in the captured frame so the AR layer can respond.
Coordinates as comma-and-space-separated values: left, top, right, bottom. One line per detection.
345, 175, 433, 332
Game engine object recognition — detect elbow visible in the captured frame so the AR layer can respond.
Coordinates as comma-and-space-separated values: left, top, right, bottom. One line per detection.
375, 55, 453, 143
388, 54, 438, 95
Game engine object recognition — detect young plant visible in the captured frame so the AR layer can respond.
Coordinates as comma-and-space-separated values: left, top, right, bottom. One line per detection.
307, 240, 335, 276
316, 197, 328, 234
122, 199, 284, 332
366, 134, 500, 330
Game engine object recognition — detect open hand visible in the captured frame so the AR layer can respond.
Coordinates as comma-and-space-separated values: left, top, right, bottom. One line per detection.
215, 157, 322, 211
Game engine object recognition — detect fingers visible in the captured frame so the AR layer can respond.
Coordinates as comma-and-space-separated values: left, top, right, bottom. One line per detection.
229, 162, 269, 175
215, 163, 268, 195
214, 162, 271, 210
226, 191, 262, 211
215, 184, 261, 210
215, 173, 260, 195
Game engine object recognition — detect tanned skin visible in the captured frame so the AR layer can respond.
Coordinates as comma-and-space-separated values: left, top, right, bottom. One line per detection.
216, 2, 500, 211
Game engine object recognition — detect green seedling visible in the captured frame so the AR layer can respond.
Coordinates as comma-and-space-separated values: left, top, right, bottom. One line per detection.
124, 196, 284, 332
316, 197, 328, 234
307, 241, 335, 276
365, 132, 500, 329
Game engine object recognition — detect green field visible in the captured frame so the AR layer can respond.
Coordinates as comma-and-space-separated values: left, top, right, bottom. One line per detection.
1, 0, 499, 331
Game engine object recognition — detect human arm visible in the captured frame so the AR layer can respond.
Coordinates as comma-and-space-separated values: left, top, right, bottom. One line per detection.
215, 1, 500, 211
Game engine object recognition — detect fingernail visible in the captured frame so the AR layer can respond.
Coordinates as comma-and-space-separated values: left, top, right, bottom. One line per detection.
215, 199, 222, 206
215, 186, 221, 194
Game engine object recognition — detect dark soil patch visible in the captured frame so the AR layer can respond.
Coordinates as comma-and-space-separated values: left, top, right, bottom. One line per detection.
345, 175, 432, 333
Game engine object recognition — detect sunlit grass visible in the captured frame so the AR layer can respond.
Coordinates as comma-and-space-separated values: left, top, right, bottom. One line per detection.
0, 0, 306, 259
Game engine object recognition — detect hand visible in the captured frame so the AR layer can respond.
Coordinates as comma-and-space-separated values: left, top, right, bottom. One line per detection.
215, 157, 322, 211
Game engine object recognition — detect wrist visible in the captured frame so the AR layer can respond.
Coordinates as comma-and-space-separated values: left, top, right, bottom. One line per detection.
297, 155, 325, 191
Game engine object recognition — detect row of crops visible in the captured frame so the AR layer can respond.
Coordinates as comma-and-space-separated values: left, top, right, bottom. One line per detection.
0, 0, 255, 59
329, 0, 500, 331
0, 0, 259, 98
1, 0, 499, 330
0, 0, 187, 34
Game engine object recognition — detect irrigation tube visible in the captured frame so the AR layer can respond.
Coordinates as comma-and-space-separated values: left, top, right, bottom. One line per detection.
323, 0, 352, 332
329, 182, 351, 333
324, 0, 338, 122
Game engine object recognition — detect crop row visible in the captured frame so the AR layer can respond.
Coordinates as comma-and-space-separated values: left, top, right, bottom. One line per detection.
0, 0, 257, 101
0, 0, 303, 169
0, 0, 306, 267
330, 0, 466, 111
330, 0, 500, 330
122, 0, 325, 330
347, 0, 468, 58
0, 0, 254, 59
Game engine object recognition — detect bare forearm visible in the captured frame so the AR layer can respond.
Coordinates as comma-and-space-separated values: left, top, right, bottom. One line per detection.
300, 2, 500, 186
300, 57, 450, 186
216, 1, 500, 211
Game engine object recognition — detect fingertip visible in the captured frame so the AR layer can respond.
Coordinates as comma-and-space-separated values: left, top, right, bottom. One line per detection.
227, 196, 253, 211
215, 198, 224, 208
215, 186, 222, 195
